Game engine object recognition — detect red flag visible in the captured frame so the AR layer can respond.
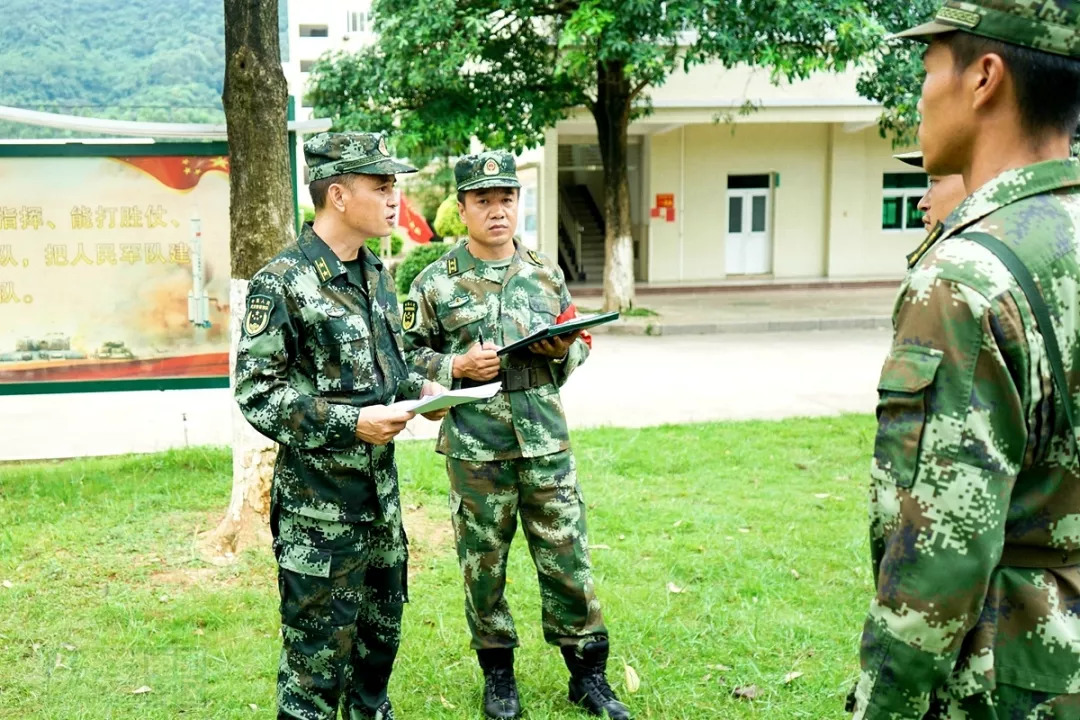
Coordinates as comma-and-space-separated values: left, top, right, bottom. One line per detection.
114, 156, 229, 191
556, 304, 593, 349
397, 192, 434, 244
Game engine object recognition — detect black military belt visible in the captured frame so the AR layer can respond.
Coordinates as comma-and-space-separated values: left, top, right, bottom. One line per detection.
999, 545, 1080, 569
499, 365, 554, 392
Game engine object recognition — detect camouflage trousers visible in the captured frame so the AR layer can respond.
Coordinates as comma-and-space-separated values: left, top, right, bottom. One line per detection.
446, 449, 607, 650
924, 685, 1080, 719
271, 506, 408, 720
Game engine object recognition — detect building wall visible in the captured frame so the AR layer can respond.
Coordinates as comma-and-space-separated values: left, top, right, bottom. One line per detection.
633, 122, 925, 284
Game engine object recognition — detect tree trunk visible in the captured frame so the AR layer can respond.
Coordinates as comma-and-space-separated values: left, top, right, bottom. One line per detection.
592, 60, 636, 312
202, 0, 294, 562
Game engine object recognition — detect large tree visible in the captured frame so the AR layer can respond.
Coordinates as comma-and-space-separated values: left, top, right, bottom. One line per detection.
203, 0, 294, 559
310, 0, 886, 311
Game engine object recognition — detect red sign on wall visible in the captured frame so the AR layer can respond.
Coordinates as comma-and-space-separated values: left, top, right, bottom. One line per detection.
650, 193, 676, 222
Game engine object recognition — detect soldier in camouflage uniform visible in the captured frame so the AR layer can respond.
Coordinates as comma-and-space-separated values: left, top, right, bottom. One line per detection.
893, 151, 967, 232
851, 3, 1080, 718
235, 132, 447, 720
402, 151, 630, 720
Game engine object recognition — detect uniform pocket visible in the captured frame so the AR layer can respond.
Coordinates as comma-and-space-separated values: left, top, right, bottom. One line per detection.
278, 543, 332, 578
529, 296, 560, 323
874, 345, 943, 488
311, 318, 374, 394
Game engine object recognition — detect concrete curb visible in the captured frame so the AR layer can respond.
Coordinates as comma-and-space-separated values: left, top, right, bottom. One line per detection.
592, 316, 892, 336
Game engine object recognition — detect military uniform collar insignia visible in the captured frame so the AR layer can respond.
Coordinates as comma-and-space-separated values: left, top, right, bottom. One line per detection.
299, 226, 347, 285
907, 222, 945, 269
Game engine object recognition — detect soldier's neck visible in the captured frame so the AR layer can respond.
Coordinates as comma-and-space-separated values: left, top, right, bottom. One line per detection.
466, 237, 515, 262
963, 122, 1070, 195
312, 215, 364, 262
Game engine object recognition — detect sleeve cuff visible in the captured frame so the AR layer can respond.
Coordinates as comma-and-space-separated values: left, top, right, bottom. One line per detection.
436, 353, 455, 388
325, 403, 361, 449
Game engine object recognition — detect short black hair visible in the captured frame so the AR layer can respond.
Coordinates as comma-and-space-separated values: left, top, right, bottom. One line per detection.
946, 32, 1080, 138
309, 173, 356, 210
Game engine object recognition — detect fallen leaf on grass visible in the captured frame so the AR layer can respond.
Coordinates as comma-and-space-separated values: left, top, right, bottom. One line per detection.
790, 569, 801, 580
709, 664, 733, 672
440, 695, 455, 709
618, 534, 626, 541
249, 704, 258, 711
673, 520, 682, 528
590, 544, 611, 550
738, 528, 751, 534
733, 685, 759, 700
54, 654, 69, 670
624, 664, 640, 693
194, 628, 205, 636
132, 686, 152, 695
795, 462, 810, 470
1, 580, 12, 589
814, 493, 830, 499
666, 582, 684, 594
702, 673, 712, 682
783, 671, 804, 684
61, 643, 76, 652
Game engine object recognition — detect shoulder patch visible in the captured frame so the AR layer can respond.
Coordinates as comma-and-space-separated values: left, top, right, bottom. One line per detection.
527, 249, 544, 267
243, 295, 274, 336
447, 256, 460, 276
401, 300, 418, 331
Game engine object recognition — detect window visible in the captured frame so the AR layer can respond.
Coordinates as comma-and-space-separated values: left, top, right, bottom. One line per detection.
882, 173, 928, 231
299, 60, 316, 73
299, 24, 329, 38
347, 11, 372, 33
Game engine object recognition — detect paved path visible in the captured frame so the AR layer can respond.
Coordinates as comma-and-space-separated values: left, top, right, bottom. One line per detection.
0, 330, 891, 461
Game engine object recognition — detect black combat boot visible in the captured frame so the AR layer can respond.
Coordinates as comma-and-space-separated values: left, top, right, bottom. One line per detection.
373, 700, 394, 720
561, 639, 632, 719
477, 648, 522, 719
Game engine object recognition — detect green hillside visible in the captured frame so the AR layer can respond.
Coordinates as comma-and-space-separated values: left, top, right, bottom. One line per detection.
0, 0, 286, 139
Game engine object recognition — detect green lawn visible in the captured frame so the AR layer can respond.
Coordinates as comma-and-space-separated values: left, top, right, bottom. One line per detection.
0, 416, 876, 719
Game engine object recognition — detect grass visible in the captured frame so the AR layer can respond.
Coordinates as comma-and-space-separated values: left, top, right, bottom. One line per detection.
580, 306, 659, 318
0, 416, 876, 719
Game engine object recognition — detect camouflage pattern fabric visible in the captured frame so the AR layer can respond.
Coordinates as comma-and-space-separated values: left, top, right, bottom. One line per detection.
892, 0, 1080, 58
273, 507, 407, 720
447, 450, 606, 650
924, 683, 1080, 719
454, 150, 522, 192
402, 239, 588, 461
304, 132, 417, 182
235, 223, 426, 524
852, 158, 1080, 718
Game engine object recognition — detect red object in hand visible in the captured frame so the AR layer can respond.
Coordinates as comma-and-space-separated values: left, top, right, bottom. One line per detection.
556, 304, 592, 349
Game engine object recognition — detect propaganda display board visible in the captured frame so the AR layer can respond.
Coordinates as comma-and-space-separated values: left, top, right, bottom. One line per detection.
0, 143, 231, 393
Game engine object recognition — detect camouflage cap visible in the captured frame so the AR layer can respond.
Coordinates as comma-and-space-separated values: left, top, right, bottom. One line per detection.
894, 151, 925, 168
455, 151, 521, 192
304, 132, 417, 182
891, 1, 1080, 58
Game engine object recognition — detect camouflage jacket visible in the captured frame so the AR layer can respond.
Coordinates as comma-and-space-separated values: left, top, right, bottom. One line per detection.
234, 224, 424, 524
402, 239, 587, 461
853, 158, 1080, 718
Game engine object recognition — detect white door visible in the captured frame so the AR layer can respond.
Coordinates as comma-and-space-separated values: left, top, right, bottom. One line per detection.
725, 188, 772, 275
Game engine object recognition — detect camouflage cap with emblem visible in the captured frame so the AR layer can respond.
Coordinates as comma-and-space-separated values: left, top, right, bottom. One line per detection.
455, 150, 521, 193
891, 0, 1080, 58
304, 131, 417, 182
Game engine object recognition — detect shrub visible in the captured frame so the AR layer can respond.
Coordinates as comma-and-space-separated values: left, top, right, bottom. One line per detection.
434, 195, 467, 238
396, 242, 451, 295
366, 228, 405, 258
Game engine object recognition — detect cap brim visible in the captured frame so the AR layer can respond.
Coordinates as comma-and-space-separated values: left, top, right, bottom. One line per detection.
344, 158, 418, 175
458, 177, 521, 192
888, 20, 959, 43
893, 151, 924, 168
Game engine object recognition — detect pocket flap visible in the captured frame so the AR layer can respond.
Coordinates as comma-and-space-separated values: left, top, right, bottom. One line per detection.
449, 491, 463, 514
529, 296, 560, 315
443, 304, 487, 332
878, 345, 944, 393
313, 318, 366, 345
278, 544, 331, 577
